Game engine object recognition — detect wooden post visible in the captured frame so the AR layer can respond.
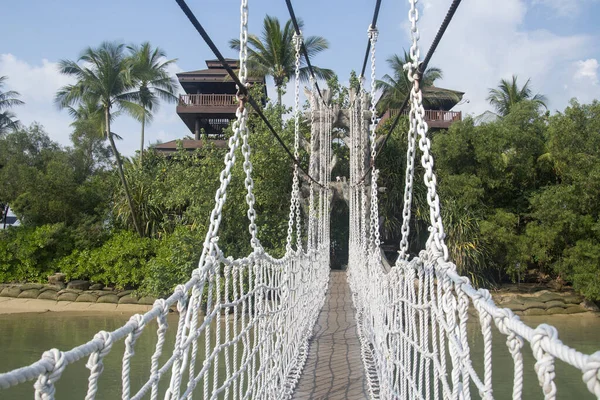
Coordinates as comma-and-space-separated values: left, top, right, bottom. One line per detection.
194, 117, 200, 140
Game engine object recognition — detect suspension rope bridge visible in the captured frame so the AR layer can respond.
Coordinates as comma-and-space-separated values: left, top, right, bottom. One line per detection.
1, 0, 600, 399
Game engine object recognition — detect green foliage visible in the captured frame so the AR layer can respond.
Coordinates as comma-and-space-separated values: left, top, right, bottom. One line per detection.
0, 224, 73, 282
0, 75, 24, 134
559, 240, 600, 300
487, 75, 547, 116
0, 125, 112, 226
58, 231, 156, 289
140, 226, 203, 296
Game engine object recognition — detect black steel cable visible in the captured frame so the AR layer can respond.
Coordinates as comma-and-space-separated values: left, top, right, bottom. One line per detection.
359, 0, 383, 79
284, 0, 327, 106
174, 0, 325, 188
356, 0, 462, 185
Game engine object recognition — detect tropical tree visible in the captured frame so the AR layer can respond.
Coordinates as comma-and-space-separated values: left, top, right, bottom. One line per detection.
0, 76, 25, 135
487, 75, 547, 116
55, 41, 144, 237
127, 42, 178, 166
375, 51, 459, 112
229, 15, 334, 109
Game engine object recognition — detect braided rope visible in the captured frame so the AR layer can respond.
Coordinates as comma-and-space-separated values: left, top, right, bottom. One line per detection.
347, 0, 600, 399
0, 0, 331, 397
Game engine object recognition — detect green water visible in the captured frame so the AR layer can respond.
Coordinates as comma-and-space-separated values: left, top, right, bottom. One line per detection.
0, 312, 599, 399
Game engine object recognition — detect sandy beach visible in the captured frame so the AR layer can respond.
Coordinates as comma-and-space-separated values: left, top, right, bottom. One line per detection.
0, 296, 155, 315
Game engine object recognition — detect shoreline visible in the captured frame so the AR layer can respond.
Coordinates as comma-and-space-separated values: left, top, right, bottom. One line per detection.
0, 297, 156, 315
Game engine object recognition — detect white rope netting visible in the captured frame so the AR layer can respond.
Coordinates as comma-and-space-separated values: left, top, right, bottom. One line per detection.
0, 1, 332, 398
347, 1, 600, 399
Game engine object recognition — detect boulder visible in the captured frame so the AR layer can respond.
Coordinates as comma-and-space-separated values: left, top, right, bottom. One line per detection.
501, 302, 527, 312
59, 289, 82, 295
533, 291, 561, 303
18, 289, 41, 299
0, 287, 22, 298
522, 307, 546, 316
67, 280, 90, 291
544, 300, 566, 310
138, 296, 157, 305
57, 292, 79, 302
117, 290, 133, 298
582, 300, 600, 312
48, 273, 66, 285
41, 284, 65, 292
562, 294, 584, 305
564, 305, 586, 314
521, 301, 547, 310
76, 293, 99, 303
97, 294, 119, 304
20, 283, 44, 291
89, 283, 104, 290
546, 307, 567, 315
38, 290, 59, 301
118, 295, 139, 304
103, 286, 115, 291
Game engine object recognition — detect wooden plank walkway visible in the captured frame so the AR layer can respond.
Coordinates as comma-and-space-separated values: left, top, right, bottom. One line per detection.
293, 270, 368, 399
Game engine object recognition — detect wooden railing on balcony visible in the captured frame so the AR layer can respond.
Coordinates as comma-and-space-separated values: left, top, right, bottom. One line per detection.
379, 108, 462, 129
179, 94, 237, 107
390, 108, 462, 122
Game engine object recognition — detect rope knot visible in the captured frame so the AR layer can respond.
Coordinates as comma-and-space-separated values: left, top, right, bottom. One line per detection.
583, 351, 600, 397
175, 284, 189, 312
34, 349, 66, 398
153, 298, 170, 325
531, 324, 558, 398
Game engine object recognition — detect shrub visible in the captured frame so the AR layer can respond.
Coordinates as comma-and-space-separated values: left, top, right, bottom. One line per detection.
58, 231, 156, 289
0, 224, 73, 283
140, 226, 203, 296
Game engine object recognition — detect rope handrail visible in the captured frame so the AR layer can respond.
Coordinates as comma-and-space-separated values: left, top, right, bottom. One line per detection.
0, 0, 333, 397
347, 0, 600, 397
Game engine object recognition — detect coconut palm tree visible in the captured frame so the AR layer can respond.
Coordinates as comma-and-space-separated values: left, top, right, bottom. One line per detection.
487, 75, 548, 116
375, 51, 459, 112
127, 42, 178, 166
229, 15, 334, 109
0, 76, 25, 135
56, 41, 144, 237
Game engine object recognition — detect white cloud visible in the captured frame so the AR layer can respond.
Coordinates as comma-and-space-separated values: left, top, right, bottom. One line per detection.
573, 59, 599, 85
415, 0, 598, 116
0, 53, 188, 155
0, 54, 75, 144
531, 0, 597, 16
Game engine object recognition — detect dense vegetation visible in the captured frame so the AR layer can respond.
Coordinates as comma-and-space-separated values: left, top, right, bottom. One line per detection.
0, 100, 299, 296
1, 34, 599, 302
378, 99, 600, 300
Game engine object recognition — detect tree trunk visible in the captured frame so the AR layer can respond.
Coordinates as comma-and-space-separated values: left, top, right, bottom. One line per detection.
277, 86, 283, 127
105, 108, 143, 237
2, 204, 8, 229
139, 114, 145, 167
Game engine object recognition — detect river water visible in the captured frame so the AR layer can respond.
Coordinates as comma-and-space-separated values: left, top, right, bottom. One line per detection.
0, 312, 598, 399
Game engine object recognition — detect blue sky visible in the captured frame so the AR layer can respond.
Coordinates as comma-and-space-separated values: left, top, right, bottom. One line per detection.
1, 0, 599, 155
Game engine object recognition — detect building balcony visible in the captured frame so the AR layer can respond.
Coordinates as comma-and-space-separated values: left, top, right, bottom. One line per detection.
380, 108, 462, 129
177, 94, 238, 116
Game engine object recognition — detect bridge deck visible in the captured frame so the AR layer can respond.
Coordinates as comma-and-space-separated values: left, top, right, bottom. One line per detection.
293, 270, 368, 399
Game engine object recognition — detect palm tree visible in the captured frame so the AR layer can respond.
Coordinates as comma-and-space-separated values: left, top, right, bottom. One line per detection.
229, 15, 334, 109
375, 51, 459, 112
56, 41, 144, 237
0, 76, 25, 135
487, 75, 548, 116
127, 42, 178, 166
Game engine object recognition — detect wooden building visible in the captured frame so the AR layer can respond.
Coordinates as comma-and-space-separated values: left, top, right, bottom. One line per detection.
154, 59, 266, 154
379, 86, 465, 129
